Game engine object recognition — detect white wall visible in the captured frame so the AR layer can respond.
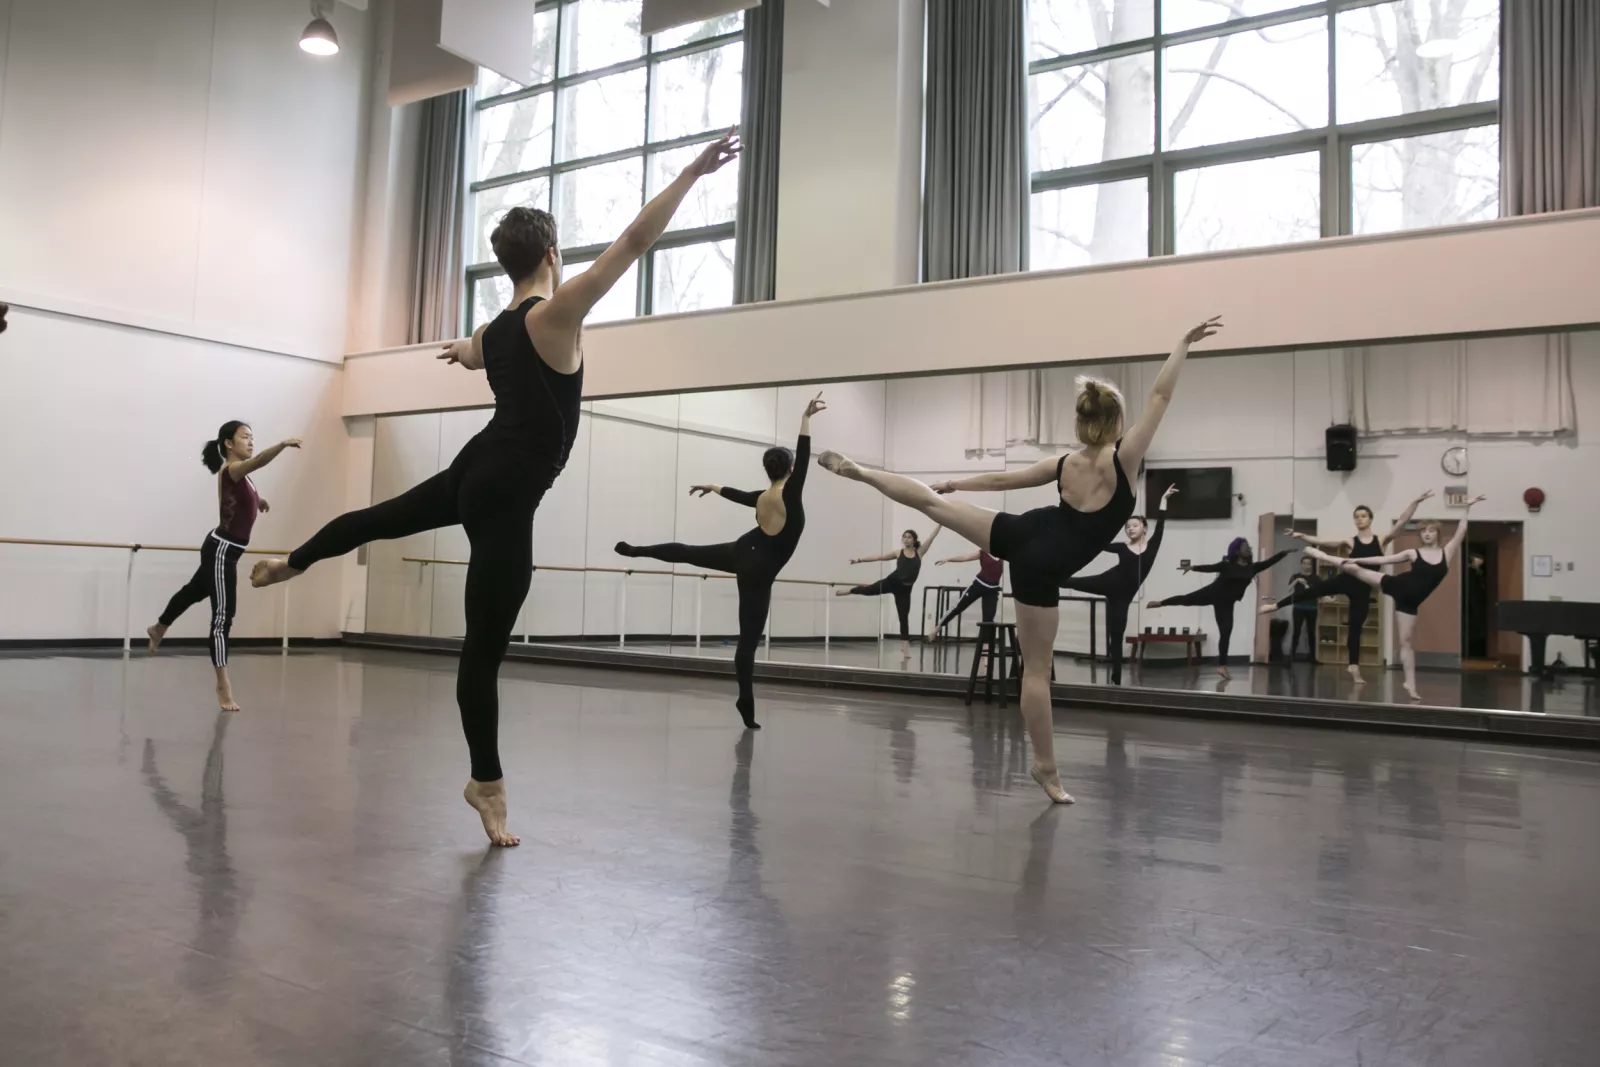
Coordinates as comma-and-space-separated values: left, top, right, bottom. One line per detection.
0, 0, 376, 642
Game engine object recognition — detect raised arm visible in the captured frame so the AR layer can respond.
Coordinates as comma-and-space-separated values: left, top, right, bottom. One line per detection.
1444, 497, 1485, 563
933, 455, 1059, 495
1304, 545, 1416, 568
937, 551, 982, 566
1187, 559, 1225, 574
530, 131, 740, 362
850, 551, 899, 564
1383, 489, 1435, 545
1250, 549, 1293, 575
1117, 317, 1223, 469
226, 438, 300, 482
784, 393, 823, 507
1288, 529, 1352, 551
715, 486, 761, 507
918, 526, 943, 556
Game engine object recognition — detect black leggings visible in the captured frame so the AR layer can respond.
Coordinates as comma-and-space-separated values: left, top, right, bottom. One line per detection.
159, 532, 245, 668
1062, 570, 1133, 684
620, 539, 774, 728
849, 578, 913, 640
287, 437, 545, 782
1158, 585, 1238, 666
1290, 610, 1316, 659
1278, 574, 1370, 665
935, 581, 999, 631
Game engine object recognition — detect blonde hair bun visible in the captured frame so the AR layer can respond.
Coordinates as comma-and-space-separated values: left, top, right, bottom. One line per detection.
1074, 376, 1125, 445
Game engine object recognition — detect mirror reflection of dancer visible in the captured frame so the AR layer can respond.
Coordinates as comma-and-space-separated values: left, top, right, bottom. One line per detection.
1304, 496, 1482, 702
147, 422, 301, 712
250, 132, 741, 847
837, 526, 942, 659
1059, 484, 1176, 685
0, 301, 9, 334
1148, 538, 1291, 681
1285, 556, 1320, 661
616, 393, 825, 730
818, 317, 1223, 804
925, 549, 1004, 642
1259, 491, 1431, 682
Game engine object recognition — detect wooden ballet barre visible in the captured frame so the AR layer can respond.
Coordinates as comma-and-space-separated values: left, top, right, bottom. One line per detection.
401, 557, 847, 586
0, 536, 289, 555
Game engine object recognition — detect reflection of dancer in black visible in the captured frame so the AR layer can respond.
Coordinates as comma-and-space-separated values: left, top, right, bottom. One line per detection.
819, 318, 1224, 803
1148, 538, 1291, 680
1260, 491, 1431, 683
250, 132, 741, 846
926, 549, 1004, 641
1285, 556, 1320, 661
1305, 496, 1481, 702
837, 525, 942, 658
1059, 484, 1176, 684
148, 421, 301, 712
616, 393, 825, 730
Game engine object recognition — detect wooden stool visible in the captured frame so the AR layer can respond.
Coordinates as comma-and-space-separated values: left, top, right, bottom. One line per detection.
966, 622, 1022, 707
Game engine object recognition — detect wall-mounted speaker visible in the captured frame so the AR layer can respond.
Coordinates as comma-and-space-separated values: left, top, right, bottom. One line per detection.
1326, 424, 1357, 471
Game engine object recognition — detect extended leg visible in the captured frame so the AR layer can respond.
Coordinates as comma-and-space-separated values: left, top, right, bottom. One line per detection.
1061, 570, 1122, 599
1150, 580, 1226, 609
150, 552, 211, 653
255, 470, 459, 586
1013, 603, 1072, 804
616, 539, 742, 573
1270, 572, 1348, 613
733, 573, 774, 729
935, 582, 986, 631
817, 453, 1000, 551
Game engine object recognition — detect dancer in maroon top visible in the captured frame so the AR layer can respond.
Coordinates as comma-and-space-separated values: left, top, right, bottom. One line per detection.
926, 549, 1005, 642
147, 421, 300, 712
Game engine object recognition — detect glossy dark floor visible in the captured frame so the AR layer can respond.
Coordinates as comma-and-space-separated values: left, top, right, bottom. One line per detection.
4, 648, 1599, 1066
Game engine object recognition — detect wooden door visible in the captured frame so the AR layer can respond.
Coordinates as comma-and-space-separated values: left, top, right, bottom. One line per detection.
1389, 524, 1463, 668
1252, 512, 1277, 664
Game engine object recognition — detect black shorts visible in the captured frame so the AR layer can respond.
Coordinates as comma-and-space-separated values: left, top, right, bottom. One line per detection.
990, 504, 1119, 609
1380, 573, 1426, 616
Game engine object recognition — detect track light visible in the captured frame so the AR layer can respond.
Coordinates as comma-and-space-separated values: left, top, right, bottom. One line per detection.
300, 1, 339, 56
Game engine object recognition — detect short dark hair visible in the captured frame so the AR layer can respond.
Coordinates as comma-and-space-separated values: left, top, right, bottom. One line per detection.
903, 529, 921, 549
1353, 504, 1374, 518
762, 446, 793, 481
490, 207, 558, 283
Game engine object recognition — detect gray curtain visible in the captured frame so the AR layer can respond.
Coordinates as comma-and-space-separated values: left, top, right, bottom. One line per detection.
734, 0, 783, 304
410, 90, 469, 344
922, 0, 1028, 282
1501, 0, 1600, 215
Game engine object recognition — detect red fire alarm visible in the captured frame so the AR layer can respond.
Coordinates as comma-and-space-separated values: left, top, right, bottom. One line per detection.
1524, 487, 1545, 513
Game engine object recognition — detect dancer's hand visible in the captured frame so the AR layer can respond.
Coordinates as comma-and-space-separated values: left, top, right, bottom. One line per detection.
934, 559, 946, 566
1161, 485, 1178, 508
280, 438, 303, 449
805, 392, 826, 417
933, 479, 956, 495
1414, 489, 1435, 503
439, 339, 473, 366
689, 129, 741, 177
1465, 494, 1486, 507
1184, 316, 1223, 344
688, 484, 719, 497
258, 499, 271, 513
1179, 561, 1192, 572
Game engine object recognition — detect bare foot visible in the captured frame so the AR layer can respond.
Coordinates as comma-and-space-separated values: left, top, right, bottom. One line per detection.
926, 629, 940, 644
834, 587, 852, 597
1216, 665, 1232, 680
1404, 683, 1422, 703
216, 684, 241, 713
1146, 599, 1165, 609
250, 558, 301, 589
1257, 601, 1279, 616
463, 779, 520, 847
1031, 763, 1075, 805
1347, 664, 1366, 685
147, 623, 167, 655
816, 450, 862, 480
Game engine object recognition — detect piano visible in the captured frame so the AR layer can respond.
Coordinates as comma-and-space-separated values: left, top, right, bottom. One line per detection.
1496, 600, 1600, 674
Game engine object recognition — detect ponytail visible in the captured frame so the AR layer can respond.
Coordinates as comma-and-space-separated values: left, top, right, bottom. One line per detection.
203, 420, 247, 473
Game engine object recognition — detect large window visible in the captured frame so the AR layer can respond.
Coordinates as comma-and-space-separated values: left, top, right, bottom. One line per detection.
1027, 0, 1500, 270
468, 0, 744, 328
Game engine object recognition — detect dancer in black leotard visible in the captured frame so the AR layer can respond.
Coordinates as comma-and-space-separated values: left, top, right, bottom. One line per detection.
838, 526, 941, 658
1059, 483, 1177, 684
147, 421, 301, 712
818, 317, 1223, 803
926, 549, 1005, 642
1260, 491, 1432, 682
1284, 556, 1320, 661
249, 131, 741, 846
1305, 496, 1482, 702
615, 393, 826, 729
1149, 539, 1291, 679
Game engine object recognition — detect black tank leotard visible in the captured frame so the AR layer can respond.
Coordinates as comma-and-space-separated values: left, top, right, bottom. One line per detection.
990, 441, 1137, 608
848, 548, 923, 641
1275, 533, 1383, 666
284, 295, 580, 782
1060, 515, 1165, 683
614, 433, 811, 727
1381, 549, 1448, 616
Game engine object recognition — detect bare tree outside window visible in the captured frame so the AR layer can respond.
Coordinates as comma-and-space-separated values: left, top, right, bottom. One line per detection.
465, 1, 744, 328
1027, 0, 1500, 271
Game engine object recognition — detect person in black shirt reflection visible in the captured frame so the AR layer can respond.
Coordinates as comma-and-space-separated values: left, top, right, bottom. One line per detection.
1148, 538, 1291, 680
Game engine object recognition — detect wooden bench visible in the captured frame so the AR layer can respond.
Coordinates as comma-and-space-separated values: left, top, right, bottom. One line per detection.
1126, 632, 1203, 666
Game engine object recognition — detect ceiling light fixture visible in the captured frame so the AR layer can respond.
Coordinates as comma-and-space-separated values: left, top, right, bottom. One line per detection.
300, 0, 340, 56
